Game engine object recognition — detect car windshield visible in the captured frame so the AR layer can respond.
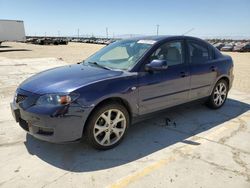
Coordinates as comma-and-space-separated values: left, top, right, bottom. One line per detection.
84, 39, 155, 71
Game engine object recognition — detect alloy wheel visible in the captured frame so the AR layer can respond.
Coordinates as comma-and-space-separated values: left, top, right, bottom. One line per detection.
93, 109, 126, 146
213, 82, 227, 106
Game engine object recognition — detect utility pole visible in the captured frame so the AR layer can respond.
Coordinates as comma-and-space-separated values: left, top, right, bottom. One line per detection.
77, 28, 79, 39
106, 27, 109, 39
156, 24, 160, 36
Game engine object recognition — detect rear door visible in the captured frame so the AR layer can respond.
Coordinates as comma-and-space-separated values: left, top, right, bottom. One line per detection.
187, 40, 218, 100
138, 40, 190, 115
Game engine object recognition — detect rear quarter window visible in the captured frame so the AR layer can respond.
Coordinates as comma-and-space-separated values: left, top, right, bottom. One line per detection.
213, 47, 223, 59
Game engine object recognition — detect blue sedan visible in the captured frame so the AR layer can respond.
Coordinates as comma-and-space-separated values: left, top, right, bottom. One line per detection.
10, 36, 234, 149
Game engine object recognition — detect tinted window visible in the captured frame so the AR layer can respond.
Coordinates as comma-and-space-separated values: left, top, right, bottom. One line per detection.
100, 46, 129, 61
85, 39, 153, 70
188, 41, 209, 64
149, 41, 183, 66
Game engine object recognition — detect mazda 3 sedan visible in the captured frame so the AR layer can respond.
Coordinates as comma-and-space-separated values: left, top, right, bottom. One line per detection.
11, 36, 234, 149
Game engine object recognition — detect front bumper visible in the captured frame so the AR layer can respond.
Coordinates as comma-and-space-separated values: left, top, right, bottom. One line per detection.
10, 102, 92, 143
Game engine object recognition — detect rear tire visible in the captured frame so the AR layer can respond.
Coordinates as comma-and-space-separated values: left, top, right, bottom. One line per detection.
206, 79, 228, 109
85, 102, 129, 150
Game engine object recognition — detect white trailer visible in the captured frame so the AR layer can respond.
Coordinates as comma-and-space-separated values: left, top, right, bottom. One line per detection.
0, 19, 26, 45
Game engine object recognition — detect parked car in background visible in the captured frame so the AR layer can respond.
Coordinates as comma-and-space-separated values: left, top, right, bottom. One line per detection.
233, 43, 250, 52
26, 37, 68, 45
52, 38, 60, 45
234, 42, 242, 46
104, 39, 113, 45
11, 36, 234, 150
221, 44, 234, 51
53, 38, 68, 45
72, 38, 81, 42
213, 43, 225, 50
35, 38, 54, 45
26, 38, 38, 43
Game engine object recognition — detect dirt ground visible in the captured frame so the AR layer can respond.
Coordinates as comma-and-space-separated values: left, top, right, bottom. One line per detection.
225, 52, 250, 93
0, 42, 104, 64
0, 42, 249, 188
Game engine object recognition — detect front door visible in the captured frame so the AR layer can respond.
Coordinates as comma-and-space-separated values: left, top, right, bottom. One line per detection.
138, 40, 190, 115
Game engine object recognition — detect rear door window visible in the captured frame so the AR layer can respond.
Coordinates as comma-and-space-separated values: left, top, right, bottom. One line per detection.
187, 41, 210, 64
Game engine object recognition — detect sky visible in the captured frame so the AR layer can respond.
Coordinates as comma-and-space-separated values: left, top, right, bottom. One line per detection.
0, 0, 250, 39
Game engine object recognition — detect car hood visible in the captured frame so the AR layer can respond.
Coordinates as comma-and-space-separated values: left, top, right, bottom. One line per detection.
19, 64, 123, 94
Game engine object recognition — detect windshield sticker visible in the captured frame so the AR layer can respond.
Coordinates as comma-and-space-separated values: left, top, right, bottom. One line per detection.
137, 40, 156, 45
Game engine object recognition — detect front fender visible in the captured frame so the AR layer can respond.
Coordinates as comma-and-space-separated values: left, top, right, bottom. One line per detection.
75, 74, 139, 117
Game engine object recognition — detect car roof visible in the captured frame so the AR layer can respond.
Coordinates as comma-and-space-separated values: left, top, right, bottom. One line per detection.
126, 35, 204, 42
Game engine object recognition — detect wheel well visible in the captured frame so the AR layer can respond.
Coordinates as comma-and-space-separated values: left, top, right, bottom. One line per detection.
95, 97, 132, 117
219, 76, 229, 87
82, 97, 132, 135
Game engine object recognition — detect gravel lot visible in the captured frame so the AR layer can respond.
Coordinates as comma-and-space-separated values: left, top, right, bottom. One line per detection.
0, 42, 249, 188
0, 42, 104, 64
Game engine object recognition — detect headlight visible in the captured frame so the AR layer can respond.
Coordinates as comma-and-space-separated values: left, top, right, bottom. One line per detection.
36, 93, 79, 106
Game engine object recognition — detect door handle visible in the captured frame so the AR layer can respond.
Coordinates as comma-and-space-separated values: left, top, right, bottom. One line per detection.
180, 71, 188, 77
210, 66, 216, 72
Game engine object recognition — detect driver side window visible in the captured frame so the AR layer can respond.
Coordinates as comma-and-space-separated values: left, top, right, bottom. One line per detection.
149, 41, 183, 66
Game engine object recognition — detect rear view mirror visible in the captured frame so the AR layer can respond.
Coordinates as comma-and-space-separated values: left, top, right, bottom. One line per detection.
145, 59, 168, 72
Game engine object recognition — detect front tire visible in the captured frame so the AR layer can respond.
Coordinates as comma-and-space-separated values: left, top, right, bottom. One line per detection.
206, 79, 228, 109
85, 103, 129, 150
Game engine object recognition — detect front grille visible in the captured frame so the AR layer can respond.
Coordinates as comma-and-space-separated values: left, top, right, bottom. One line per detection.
15, 89, 39, 109
16, 94, 27, 103
37, 127, 54, 136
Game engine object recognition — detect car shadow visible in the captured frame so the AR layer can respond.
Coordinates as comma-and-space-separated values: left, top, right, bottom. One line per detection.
24, 98, 250, 172
0, 49, 31, 52
0, 45, 11, 48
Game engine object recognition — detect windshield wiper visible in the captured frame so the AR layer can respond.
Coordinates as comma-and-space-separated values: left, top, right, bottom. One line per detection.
88, 61, 112, 70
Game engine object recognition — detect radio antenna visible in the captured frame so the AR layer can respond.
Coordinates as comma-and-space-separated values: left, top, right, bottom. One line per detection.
182, 28, 195, 35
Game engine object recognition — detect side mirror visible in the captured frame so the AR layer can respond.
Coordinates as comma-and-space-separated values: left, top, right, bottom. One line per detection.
145, 59, 168, 72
